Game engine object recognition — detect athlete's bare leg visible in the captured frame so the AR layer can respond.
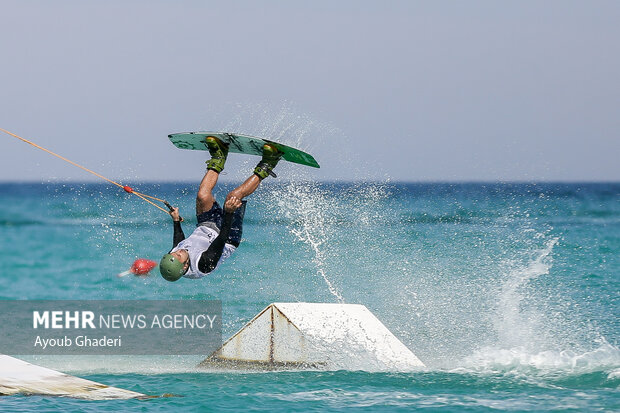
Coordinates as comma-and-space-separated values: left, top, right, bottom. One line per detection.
224, 174, 262, 212
196, 169, 220, 215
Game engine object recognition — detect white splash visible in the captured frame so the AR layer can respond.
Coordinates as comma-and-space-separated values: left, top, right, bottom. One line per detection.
269, 182, 344, 302
457, 237, 620, 376
493, 237, 559, 349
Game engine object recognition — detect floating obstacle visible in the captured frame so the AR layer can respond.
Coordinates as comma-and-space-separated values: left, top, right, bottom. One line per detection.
0, 355, 145, 400
200, 303, 425, 371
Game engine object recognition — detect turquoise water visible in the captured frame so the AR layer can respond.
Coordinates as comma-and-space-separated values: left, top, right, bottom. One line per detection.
1, 181, 618, 411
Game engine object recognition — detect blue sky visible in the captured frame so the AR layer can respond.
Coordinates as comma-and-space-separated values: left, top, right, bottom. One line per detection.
1, 1, 619, 182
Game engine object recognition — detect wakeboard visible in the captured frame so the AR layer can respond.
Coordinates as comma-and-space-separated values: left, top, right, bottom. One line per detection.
168, 132, 320, 168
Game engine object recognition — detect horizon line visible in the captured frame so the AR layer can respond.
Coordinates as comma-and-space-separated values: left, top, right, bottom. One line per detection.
0, 179, 618, 185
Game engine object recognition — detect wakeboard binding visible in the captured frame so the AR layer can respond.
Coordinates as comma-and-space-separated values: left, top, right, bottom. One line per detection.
205, 136, 229, 173
254, 143, 283, 179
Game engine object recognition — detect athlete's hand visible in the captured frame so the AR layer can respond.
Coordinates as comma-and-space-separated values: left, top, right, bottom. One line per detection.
169, 207, 182, 222
224, 195, 242, 213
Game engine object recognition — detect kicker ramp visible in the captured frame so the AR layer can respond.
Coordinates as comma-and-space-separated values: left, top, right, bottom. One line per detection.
201, 303, 425, 371
0, 355, 145, 400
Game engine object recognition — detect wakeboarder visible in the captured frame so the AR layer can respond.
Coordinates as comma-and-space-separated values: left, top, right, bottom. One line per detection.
159, 136, 282, 281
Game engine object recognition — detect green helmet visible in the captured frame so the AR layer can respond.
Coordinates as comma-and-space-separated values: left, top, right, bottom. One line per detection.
159, 254, 186, 282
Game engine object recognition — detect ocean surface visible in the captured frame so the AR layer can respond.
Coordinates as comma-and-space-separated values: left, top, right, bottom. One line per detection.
0, 181, 618, 411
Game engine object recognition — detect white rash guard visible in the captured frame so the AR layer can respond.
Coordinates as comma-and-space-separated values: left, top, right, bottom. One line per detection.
171, 225, 237, 279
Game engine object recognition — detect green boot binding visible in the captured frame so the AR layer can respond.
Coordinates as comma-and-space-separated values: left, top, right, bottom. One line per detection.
253, 143, 283, 179
205, 136, 229, 173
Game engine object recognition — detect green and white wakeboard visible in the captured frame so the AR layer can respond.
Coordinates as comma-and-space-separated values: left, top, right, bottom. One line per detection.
168, 132, 320, 168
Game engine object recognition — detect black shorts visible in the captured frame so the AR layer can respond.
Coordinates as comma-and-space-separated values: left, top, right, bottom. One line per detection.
196, 200, 246, 247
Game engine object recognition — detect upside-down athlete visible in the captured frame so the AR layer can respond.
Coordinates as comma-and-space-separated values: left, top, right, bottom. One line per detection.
159, 136, 281, 282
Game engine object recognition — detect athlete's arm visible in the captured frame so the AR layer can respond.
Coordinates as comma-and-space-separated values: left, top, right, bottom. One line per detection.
169, 207, 185, 248
197, 211, 234, 273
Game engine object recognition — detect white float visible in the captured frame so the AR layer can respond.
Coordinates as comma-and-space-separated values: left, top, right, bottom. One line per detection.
201, 303, 425, 371
0, 355, 145, 400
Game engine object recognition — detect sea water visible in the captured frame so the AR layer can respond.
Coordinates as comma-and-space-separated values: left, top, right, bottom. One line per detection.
0, 181, 618, 411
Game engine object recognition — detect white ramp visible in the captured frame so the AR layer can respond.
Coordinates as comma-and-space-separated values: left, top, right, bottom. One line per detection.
201, 303, 425, 371
0, 355, 145, 400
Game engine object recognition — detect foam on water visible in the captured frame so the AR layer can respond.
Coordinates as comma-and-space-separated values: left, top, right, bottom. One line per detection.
459, 340, 620, 376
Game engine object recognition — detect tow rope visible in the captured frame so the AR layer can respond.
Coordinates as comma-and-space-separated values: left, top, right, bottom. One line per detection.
2, 128, 177, 217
